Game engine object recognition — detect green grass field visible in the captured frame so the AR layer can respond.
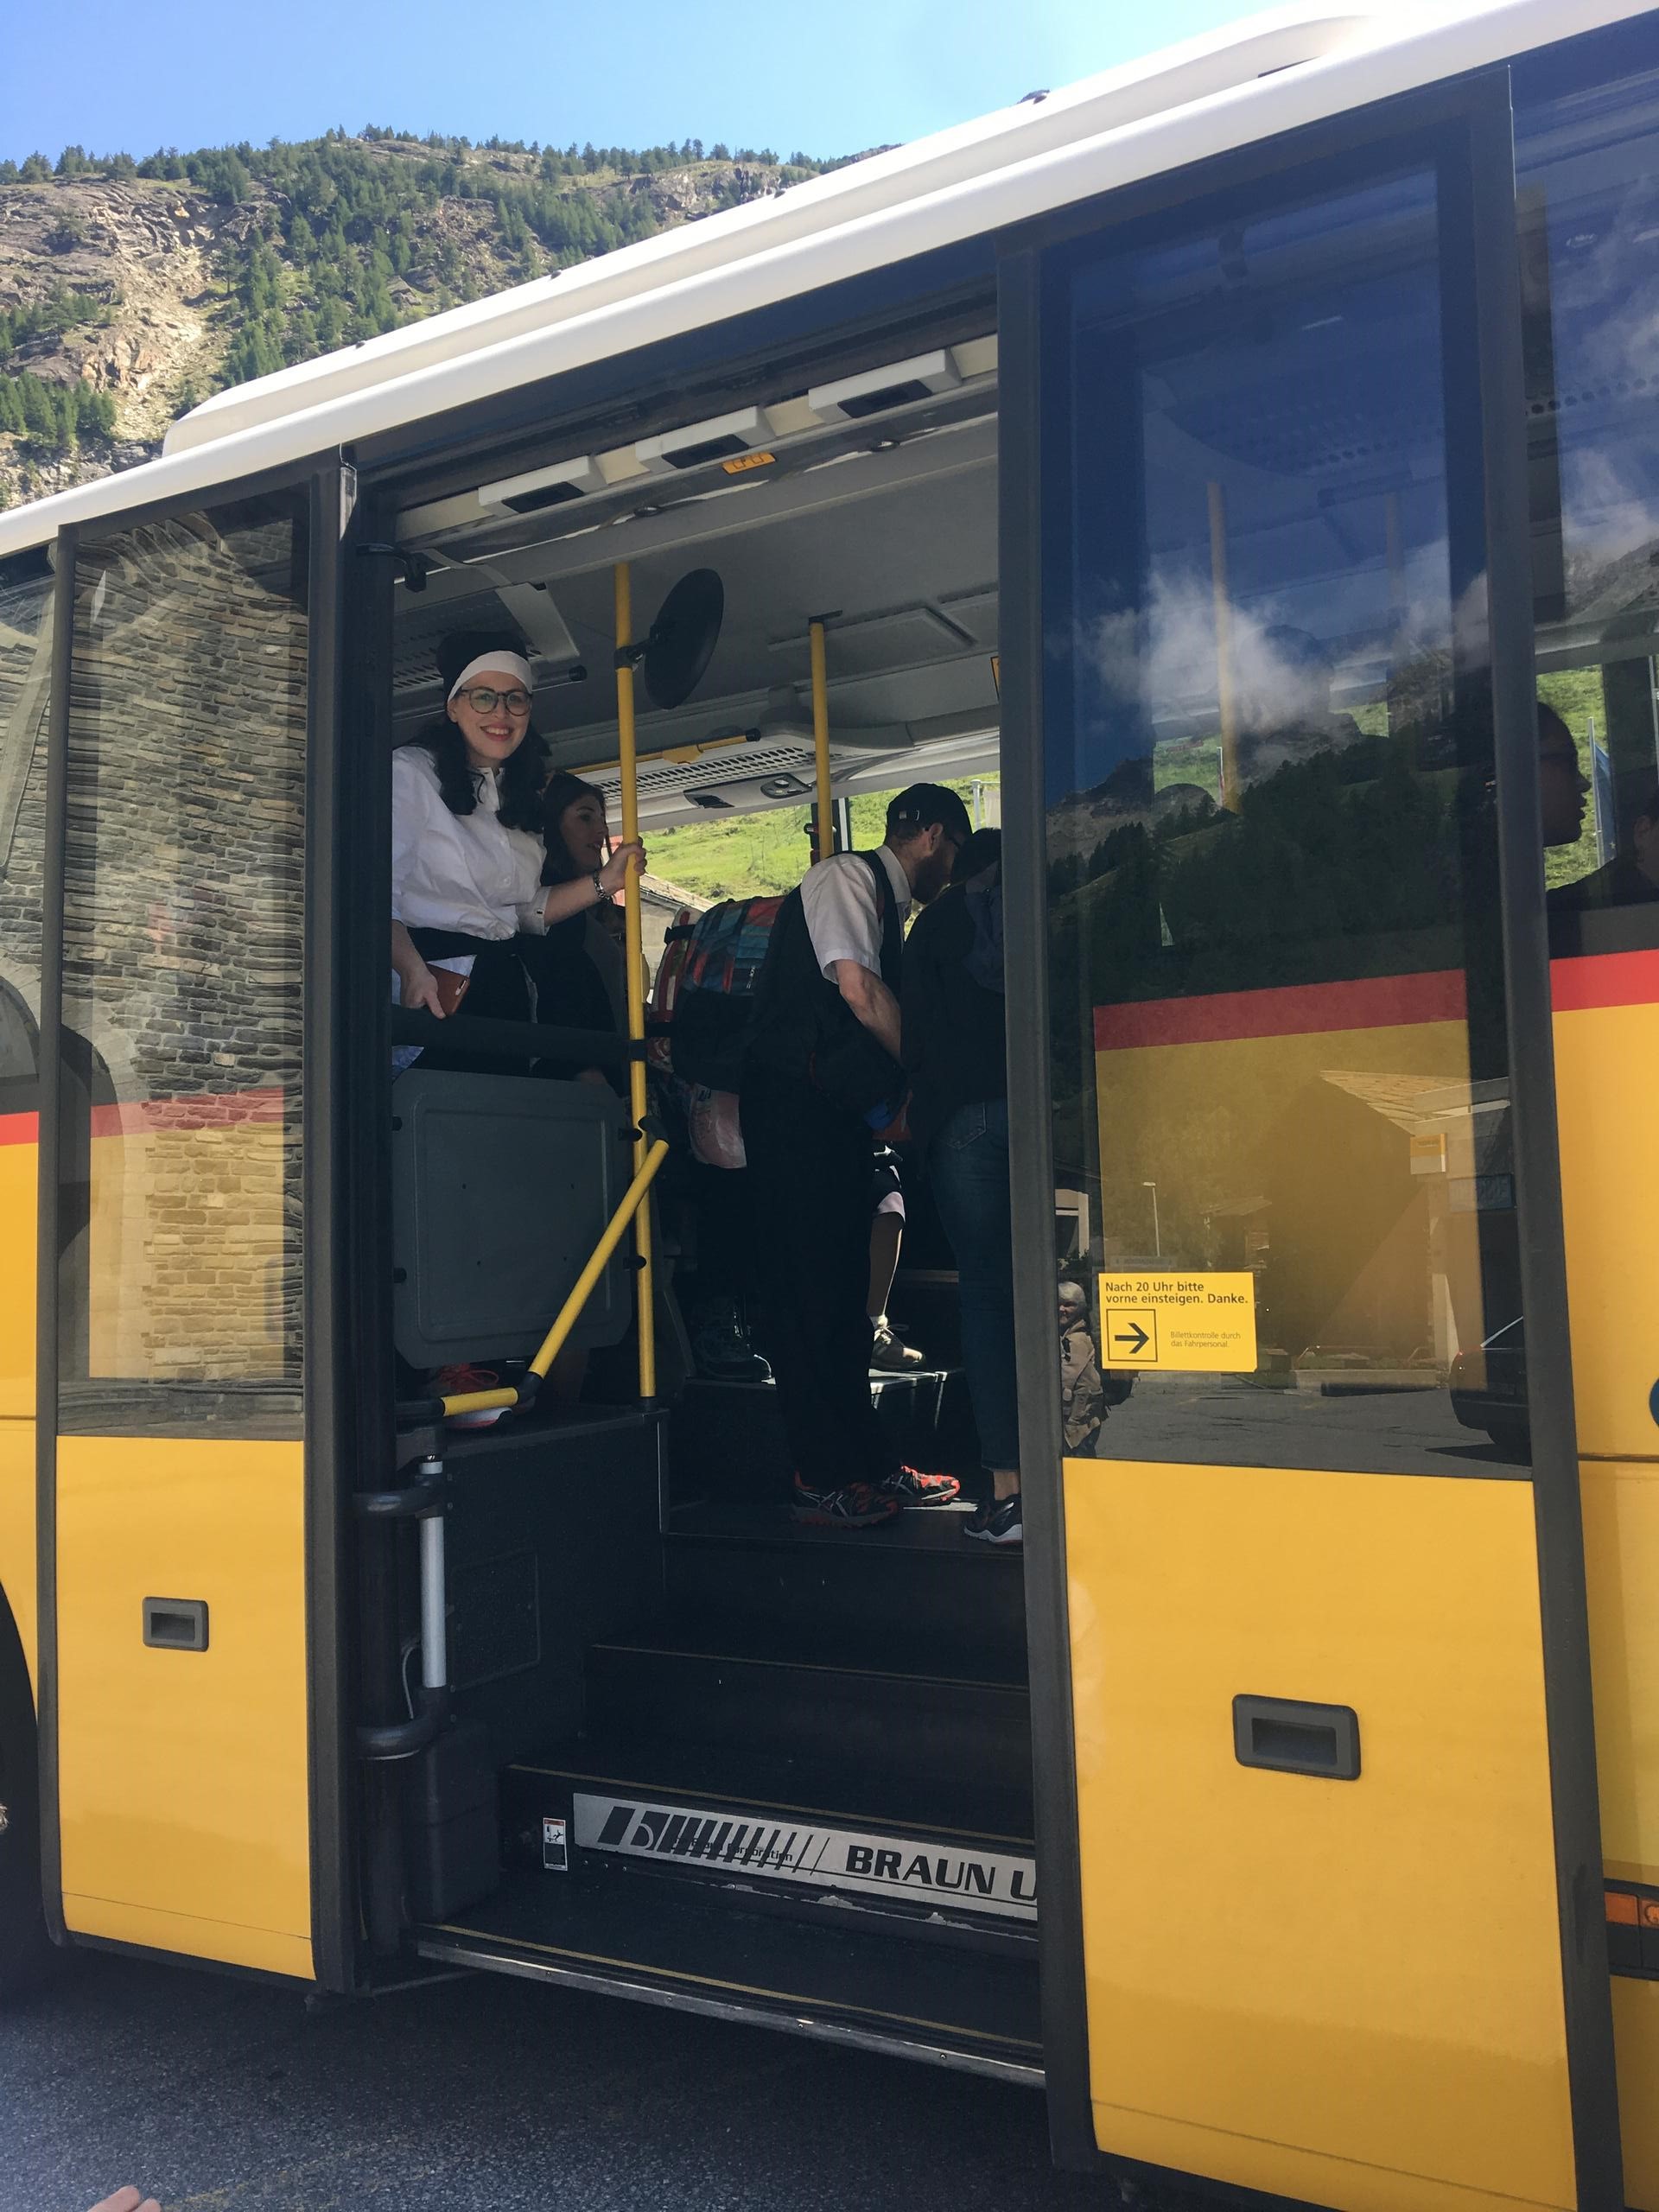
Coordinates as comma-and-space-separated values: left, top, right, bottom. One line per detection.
648, 779, 996, 901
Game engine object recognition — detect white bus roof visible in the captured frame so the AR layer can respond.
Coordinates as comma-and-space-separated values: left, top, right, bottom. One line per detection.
0, 0, 1647, 561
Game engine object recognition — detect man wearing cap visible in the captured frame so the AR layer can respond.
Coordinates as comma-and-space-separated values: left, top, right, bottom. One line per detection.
741, 785, 973, 1526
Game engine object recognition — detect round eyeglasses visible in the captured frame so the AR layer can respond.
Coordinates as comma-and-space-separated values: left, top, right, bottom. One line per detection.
458, 686, 532, 715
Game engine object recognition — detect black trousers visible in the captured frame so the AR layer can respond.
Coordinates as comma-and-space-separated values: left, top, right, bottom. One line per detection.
740, 1067, 895, 1493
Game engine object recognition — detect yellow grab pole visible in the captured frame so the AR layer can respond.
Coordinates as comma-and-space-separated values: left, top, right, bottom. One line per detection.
440, 1140, 671, 1418
1384, 489, 1406, 612
1207, 480, 1241, 813
613, 561, 656, 1399
809, 617, 834, 861
530, 1140, 670, 1382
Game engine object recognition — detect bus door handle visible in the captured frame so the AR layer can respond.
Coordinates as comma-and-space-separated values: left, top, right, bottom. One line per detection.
1233, 1694, 1361, 1779
353, 1456, 450, 1762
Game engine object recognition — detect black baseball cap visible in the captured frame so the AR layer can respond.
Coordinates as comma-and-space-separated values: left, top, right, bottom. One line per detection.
887, 783, 973, 845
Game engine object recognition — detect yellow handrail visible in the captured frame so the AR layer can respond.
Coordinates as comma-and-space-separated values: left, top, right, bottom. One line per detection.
810, 616, 834, 861
440, 1137, 671, 1416
1207, 480, 1241, 814
613, 561, 657, 1399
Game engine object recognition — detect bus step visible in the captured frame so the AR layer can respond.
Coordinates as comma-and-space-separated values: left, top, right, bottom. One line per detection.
582, 1634, 1032, 1800
670, 1366, 982, 1501
663, 1502, 1027, 1681
416, 1861, 1043, 2083
501, 1732, 1036, 1951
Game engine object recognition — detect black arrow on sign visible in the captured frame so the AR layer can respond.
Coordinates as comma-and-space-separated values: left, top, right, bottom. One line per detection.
1113, 1322, 1150, 1355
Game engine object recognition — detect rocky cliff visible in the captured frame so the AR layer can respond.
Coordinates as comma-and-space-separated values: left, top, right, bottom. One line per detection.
0, 135, 838, 513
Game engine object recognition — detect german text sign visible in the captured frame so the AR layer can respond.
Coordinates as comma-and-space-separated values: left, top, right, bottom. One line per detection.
1098, 1271, 1257, 1372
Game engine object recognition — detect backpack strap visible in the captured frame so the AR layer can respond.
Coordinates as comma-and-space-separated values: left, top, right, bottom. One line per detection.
857, 850, 903, 988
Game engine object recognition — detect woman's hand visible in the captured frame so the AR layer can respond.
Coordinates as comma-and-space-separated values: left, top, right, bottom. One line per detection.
400, 962, 446, 1017
391, 920, 445, 1016
597, 840, 645, 896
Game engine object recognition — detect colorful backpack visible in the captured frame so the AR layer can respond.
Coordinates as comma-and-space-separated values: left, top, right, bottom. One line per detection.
648, 893, 785, 1096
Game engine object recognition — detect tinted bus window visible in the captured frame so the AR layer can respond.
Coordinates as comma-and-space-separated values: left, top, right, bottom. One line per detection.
1041, 149, 1523, 1475
0, 548, 51, 1101
1515, 28, 1659, 952
0, 550, 53, 1416
58, 501, 308, 1435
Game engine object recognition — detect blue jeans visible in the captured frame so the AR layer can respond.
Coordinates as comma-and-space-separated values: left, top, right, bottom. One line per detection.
927, 1098, 1018, 1471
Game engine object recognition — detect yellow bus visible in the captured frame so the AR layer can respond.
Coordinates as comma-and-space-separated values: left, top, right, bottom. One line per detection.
2, 4, 1657, 2206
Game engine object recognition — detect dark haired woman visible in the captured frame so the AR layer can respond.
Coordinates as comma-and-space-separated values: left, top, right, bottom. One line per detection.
391, 633, 643, 1065
528, 771, 631, 1085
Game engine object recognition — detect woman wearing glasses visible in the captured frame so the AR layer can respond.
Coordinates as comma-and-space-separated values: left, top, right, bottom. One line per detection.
391, 630, 644, 1062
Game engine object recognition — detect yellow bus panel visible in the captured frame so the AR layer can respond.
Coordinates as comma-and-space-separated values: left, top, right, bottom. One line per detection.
54, 1434, 312, 1980
1065, 1456, 1573, 2212
0, 1117, 36, 1421
1614, 1978, 1659, 2212
1552, 956, 1659, 1465
0, 1123, 36, 1688
1580, 1459, 1659, 1888
0, 1414, 35, 1693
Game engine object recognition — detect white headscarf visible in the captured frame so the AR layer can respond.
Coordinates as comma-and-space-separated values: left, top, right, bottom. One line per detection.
447, 651, 532, 702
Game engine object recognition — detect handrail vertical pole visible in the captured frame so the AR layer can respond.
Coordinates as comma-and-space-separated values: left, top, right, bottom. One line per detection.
810, 617, 834, 861
1207, 480, 1241, 813
613, 561, 655, 1399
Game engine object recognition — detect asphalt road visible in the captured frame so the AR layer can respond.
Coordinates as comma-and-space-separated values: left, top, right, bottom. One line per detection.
0, 1949, 1202, 2212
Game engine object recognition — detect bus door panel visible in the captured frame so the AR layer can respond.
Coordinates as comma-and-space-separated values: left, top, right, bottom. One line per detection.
1025, 73, 1618, 2212
1552, 950, 1659, 1465
43, 486, 322, 1978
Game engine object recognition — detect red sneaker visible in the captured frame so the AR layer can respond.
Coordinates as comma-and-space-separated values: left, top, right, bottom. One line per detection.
435, 1363, 507, 1429
791, 1475, 902, 1527
876, 1464, 962, 1510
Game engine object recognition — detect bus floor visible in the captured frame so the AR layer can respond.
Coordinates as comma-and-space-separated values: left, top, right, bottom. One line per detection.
419, 1371, 1036, 2078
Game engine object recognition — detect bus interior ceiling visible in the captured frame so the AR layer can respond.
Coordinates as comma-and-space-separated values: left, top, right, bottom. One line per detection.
380, 340, 1039, 2071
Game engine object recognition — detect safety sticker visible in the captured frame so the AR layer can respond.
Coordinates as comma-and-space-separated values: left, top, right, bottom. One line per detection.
572, 1792, 1036, 1920
542, 1815, 569, 1872
1098, 1271, 1257, 1373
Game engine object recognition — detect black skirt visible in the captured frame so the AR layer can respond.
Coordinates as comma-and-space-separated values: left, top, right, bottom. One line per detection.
406, 927, 532, 1074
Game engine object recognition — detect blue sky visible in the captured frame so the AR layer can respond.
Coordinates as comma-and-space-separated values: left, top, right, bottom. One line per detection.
2, 0, 1261, 166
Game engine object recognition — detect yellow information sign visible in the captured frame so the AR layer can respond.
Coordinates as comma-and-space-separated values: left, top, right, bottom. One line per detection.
1097, 1271, 1258, 1373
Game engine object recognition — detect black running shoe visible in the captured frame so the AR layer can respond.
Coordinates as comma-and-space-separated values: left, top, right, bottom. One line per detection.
690, 1299, 772, 1385
868, 1324, 925, 1373
791, 1475, 901, 1528
964, 1493, 1022, 1546
875, 1463, 962, 1509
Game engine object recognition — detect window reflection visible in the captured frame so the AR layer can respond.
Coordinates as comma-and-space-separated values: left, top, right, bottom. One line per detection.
59, 504, 308, 1435
1519, 51, 1659, 944
1044, 157, 1522, 1475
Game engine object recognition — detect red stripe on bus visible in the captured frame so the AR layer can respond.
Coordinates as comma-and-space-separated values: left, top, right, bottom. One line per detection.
87, 1090, 286, 1138
1550, 948, 1659, 1014
1094, 969, 1468, 1052
0, 1092, 284, 1144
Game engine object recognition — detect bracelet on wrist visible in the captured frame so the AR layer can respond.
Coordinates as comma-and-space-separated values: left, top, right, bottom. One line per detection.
591, 869, 606, 903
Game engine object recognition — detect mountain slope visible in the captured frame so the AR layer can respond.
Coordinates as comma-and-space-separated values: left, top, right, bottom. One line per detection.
0, 133, 843, 512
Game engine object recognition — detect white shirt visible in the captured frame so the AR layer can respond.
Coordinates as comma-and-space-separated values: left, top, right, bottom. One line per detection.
799, 846, 911, 979
391, 743, 549, 941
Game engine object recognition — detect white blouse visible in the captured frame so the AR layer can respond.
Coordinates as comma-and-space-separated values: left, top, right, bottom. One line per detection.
391, 743, 549, 941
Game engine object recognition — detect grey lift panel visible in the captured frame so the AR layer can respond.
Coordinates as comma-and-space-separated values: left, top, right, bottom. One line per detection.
391, 1070, 632, 1369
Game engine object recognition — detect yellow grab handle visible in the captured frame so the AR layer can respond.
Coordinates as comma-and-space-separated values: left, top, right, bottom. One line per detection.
438, 1138, 671, 1418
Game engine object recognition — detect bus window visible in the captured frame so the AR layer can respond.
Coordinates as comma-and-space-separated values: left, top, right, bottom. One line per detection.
0, 549, 52, 1421
1513, 41, 1659, 1467
1044, 156, 1520, 1478
1517, 32, 1659, 950
57, 501, 308, 1434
